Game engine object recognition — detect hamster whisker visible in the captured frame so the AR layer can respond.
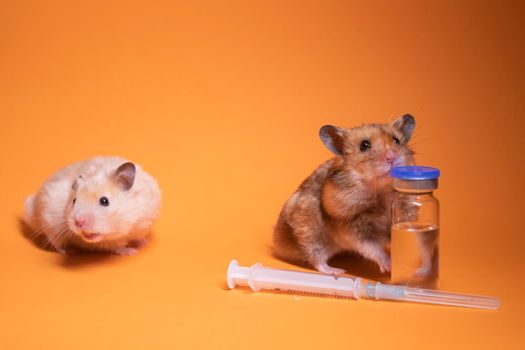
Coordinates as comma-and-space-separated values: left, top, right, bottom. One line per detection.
47, 226, 71, 251
26, 221, 68, 241
398, 147, 413, 156
30, 220, 68, 236
350, 158, 375, 167
24, 213, 66, 219
24, 215, 66, 222
38, 223, 68, 250
400, 142, 437, 159
62, 231, 75, 251
22, 214, 67, 228
407, 136, 439, 148
412, 152, 438, 160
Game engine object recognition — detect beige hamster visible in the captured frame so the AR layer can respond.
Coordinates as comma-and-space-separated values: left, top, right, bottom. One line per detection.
273, 114, 416, 275
24, 157, 161, 255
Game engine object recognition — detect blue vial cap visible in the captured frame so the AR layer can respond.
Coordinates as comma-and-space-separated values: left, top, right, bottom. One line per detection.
391, 166, 440, 180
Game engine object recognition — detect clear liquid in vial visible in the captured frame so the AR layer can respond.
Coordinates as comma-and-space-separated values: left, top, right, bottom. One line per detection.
391, 222, 439, 288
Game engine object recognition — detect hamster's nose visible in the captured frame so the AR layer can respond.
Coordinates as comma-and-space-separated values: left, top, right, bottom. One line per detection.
74, 218, 86, 228
385, 150, 397, 164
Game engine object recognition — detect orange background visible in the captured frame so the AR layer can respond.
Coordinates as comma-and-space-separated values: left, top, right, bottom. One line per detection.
1, 1, 524, 349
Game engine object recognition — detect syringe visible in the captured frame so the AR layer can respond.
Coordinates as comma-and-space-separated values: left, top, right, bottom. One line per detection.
227, 260, 501, 310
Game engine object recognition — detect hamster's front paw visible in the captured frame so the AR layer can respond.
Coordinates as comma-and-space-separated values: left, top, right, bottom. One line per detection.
56, 247, 68, 255
376, 254, 391, 274
414, 264, 432, 278
55, 246, 81, 256
112, 247, 139, 256
357, 241, 391, 274
127, 238, 148, 248
315, 262, 346, 276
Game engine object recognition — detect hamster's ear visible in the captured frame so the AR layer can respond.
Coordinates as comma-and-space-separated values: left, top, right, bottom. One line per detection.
320, 125, 346, 155
392, 114, 415, 142
72, 175, 84, 191
114, 162, 136, 191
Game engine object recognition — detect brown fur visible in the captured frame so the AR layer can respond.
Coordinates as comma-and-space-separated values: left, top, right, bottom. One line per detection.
273, 115, 415, 275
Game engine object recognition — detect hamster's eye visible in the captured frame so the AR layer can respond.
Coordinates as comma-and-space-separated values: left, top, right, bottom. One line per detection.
359, 139, 371, 152
72, 198, 76, 205
99, 197, 110, 207
392, 136, 401, 145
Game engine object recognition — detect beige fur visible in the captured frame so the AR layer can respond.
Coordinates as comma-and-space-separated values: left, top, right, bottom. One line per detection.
273, 115, 415, 275
24, 156, 161, 255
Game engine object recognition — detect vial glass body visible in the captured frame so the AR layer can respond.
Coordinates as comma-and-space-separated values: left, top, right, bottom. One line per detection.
391, 184, 439, 288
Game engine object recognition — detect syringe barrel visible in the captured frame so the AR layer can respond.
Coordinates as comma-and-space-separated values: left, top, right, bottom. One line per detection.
227, 260, 357, 298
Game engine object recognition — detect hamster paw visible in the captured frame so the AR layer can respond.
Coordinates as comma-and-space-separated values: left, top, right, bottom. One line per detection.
315, 262, 346, 276
112, 247, 139, 256
127, 238, 148, 248
56, 247, 68, 255
414, 265, 432, 278
55, 246, 81, 255
376, 255, 391, 274
357, 241, 391, 274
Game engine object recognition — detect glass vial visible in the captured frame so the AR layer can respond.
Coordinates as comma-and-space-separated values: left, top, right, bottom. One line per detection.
391, 166, 440, 288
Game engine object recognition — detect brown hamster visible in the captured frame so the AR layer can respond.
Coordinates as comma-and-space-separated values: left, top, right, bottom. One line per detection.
24, 157, 161, 255
273, 114, 415, 275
